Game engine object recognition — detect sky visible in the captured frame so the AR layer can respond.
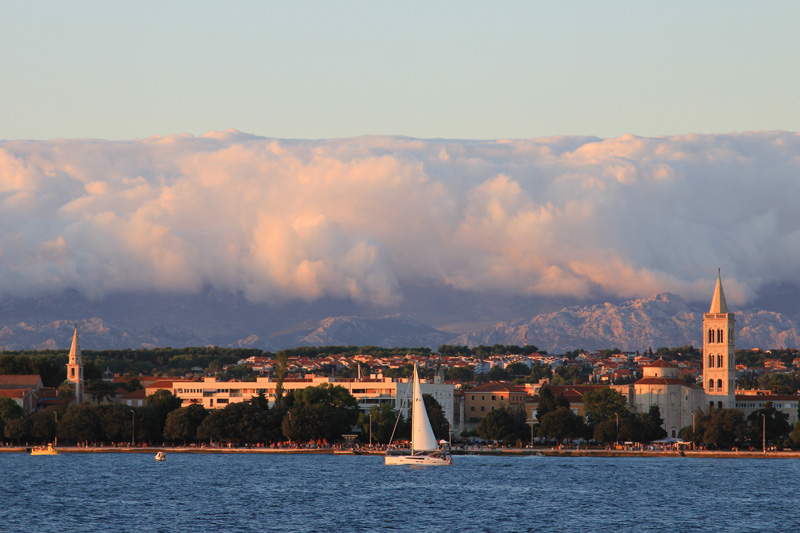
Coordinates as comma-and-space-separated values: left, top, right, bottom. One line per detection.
1, 3, 799, 314
2, 1, 799, 141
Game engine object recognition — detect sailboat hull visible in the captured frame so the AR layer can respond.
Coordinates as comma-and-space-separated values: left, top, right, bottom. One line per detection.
384, 453, 452, 466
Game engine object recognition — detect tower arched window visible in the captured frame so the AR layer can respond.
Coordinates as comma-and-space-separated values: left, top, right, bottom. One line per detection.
717, 379, 723, 390
708, 379, 714, 391
717, 329, 724, 343
718, 401, 723, 409
717, 354, 723, 367
70, 368, 75, 378
708, 329, 714, 343
708, 355, 714, 368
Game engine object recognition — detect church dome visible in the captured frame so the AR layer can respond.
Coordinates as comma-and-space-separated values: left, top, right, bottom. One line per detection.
642, 358, 679, 379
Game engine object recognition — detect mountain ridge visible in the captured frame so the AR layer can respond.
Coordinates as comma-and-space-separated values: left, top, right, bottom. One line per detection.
1, 291, 799, 353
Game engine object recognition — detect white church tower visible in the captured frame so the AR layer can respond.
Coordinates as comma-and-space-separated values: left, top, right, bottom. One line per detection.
66, 326, 85, 405
703, 271, 735, 409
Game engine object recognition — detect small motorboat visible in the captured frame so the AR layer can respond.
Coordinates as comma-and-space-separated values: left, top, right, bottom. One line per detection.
155, 451, 166, 462
31, 443, 59, 456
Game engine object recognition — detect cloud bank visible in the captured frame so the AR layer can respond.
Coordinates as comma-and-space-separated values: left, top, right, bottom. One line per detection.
1, 130, 798, 307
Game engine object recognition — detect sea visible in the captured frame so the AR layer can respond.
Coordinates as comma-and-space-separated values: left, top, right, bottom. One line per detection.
2, 453, 799, 532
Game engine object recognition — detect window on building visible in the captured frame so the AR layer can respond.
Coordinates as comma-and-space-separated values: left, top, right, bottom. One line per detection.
708, 355, 714, 368
709, 379, 714, 391
470, 406, 475, 411
717, 354, 723, 367
708, 329, 714, 343
491, 395, 496, 401
717, 329, 724, 343
717, 379, 723, 390
480, 406, 485, 412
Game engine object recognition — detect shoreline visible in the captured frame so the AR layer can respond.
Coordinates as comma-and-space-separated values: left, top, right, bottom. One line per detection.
6, 446, 800, 459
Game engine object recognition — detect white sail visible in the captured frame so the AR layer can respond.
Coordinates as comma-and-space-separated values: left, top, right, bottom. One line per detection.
411, 364, 438, 452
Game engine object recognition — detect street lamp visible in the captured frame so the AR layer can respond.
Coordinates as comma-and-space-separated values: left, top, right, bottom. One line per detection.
369, 412, 372, 447
615, 413, 619, 447
54, 411, 58, 447
762, 413, 766, 455
131, 409, 135, 447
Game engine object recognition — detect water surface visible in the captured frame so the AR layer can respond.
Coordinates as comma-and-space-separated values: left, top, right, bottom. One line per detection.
2, 453, 798, 532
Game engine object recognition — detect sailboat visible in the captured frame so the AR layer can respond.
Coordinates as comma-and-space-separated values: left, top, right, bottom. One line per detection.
385, 364, 452, 466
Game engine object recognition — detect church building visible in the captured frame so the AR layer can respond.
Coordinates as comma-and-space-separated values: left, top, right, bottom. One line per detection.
616, 271, 798, 436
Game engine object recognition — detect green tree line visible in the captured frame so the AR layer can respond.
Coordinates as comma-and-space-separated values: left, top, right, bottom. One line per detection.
0, 384, 451, 447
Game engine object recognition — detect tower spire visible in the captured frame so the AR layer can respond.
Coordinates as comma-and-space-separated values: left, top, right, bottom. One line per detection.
66, 325, 84, 404
709, 269, 728, 314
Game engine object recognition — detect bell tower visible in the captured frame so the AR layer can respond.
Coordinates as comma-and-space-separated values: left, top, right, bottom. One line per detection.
703, 270, 735, 409
66, 326, 85, 405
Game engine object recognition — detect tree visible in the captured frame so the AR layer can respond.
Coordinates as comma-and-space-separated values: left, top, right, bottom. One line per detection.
583, 388, 629, 427
487, 365, 509, 381
790, 420, 800, 448
641, 405, 667, 443
536, 386, 570, 421
702, 408, 747, 449
422, 394, 450, 441
445, 366, 474, 383
504, 362, 530, 377
747, 402, 791, 449
58, 405, 103, 444
528, 362, 553, 382
30, 408, 60, 443
477, 407, 529, 444
197, 406, 237, 443
0, 396, 25, 436
146, 389, 183, 439
292, 383, 359, 414
4, 417, 30, 443
282, 384, 360, 443
357, 403, 400, 444
99, 404, 134, 443
164, 404, 208, 444
538, 407, 586, 444
281, 403, 354, 443
274, 351, 289, 407
86, 379, 117, 403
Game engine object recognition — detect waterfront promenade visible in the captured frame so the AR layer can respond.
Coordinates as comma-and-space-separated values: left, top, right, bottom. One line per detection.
6, 444, 800, 459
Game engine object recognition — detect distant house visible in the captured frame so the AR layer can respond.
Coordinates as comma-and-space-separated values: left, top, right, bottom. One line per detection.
119, 389, 147, 408
464, 382, 526, 420
0, 375, 44, 414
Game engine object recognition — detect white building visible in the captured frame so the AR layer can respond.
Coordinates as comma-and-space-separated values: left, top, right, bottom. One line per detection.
164, 375, 455, 423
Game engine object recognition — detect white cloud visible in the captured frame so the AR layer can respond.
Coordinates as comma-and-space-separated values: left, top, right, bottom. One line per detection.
0, 131, 798, 306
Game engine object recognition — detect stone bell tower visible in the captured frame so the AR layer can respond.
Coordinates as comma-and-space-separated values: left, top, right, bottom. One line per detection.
703, 270, 735, 409
66, 326, 85, 405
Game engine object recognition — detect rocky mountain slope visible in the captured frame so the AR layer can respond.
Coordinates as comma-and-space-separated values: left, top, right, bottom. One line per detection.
1, 292, 799, 353
454, 293, 800, 353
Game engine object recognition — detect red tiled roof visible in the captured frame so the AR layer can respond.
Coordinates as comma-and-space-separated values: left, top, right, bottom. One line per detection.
645, 358, 677, 368
0, 375, 42, 388
635, 377, 689, 385
0, 389, 26, 399
468, 381, 525, 393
